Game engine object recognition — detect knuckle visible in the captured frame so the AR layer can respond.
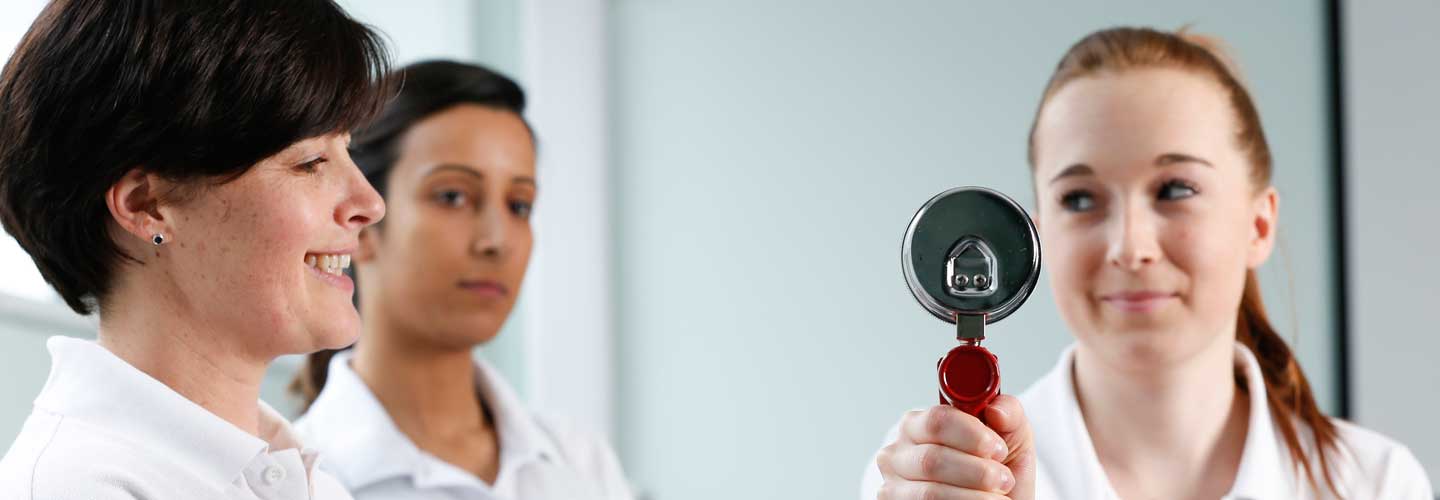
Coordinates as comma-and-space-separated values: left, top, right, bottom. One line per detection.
877, 443, 898, 467
915, 483, 944, 500
978, 434, 1001, 456
916, 445, 946, 477
922, 407, 951, 438
998, 395, 1029, 422
876, 482, 898, 500
976, 463, 998, 488
899, 410, 923, 436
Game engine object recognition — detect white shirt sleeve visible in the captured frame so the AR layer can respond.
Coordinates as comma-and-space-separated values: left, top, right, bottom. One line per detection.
534, 415, 638, 500
1371, 444, 1434, 500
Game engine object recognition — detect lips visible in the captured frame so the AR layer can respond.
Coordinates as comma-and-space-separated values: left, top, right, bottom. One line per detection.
457, 279, 508, 298
304, 248, 356, 292
1098, 290, 1178, 312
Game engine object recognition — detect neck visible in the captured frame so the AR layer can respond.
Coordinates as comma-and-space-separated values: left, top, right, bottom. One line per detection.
1073, 334, 1249, 497
351, 318, 489, 441
97, 284, 268, 437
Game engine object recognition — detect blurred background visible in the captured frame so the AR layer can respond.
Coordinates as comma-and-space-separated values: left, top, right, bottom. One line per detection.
0, 1, 1435, 499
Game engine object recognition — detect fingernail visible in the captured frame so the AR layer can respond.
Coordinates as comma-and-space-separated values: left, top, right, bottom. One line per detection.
991, 440, 1009, 461
998, 467, 1015, 492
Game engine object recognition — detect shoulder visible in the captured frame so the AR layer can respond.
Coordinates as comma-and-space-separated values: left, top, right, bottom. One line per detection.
531, 413, 623, 468
1016, 356, 1071, 443
1321, 418, 1433, 499
0, 411, 166, 499
531, 413, 635, 499
1016, 346, 1076, 427
310, 468, 359, 500
1016, 373, 1061, 421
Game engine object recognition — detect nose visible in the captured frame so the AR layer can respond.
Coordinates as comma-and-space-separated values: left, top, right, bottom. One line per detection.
1106, 199, 1159, 271
336, 157, 385, 229
470, 200, 507, 259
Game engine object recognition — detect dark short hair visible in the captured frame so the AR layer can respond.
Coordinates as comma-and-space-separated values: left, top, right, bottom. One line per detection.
0, 0, 392, 314
350, 60, 531, 201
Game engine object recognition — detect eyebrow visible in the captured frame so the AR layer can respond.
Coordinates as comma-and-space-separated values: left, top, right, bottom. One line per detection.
1047, 152, 1214, 184
1155, 152, 1213, 167
1049, 163, 1093, 184
421, 163, 537, 186
422, 164, 482, 180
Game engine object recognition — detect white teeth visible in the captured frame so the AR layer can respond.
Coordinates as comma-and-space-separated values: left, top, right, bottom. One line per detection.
306, 253, 351, 276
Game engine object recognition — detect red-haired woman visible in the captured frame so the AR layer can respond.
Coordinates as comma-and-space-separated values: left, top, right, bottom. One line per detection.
863, 27, 1432, 500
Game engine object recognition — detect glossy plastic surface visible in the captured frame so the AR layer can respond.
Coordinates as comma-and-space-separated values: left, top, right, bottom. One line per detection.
937, 344, 1000, 416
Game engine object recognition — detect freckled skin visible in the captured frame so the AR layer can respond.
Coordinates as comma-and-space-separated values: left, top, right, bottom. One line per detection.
145, 134, 384, 362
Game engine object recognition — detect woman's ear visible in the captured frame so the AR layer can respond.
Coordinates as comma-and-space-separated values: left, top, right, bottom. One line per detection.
104, 167, 169, 245
1246, 186, 1279, 268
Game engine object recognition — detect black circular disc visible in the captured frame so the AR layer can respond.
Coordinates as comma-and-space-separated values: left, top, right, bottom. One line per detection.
901, 187, 1041, 324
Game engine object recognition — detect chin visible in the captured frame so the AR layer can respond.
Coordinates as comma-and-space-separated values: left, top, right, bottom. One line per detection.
1095, 324, 1218, 368
437, 315, 504, 348
306, 314, 361, 352
1077, 318, 1165, 356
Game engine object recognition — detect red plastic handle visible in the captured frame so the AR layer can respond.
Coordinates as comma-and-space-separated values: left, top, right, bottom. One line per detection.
937, 344, 1001, 416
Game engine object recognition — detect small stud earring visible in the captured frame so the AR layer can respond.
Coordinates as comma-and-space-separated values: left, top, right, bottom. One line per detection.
152, 233, 166, 246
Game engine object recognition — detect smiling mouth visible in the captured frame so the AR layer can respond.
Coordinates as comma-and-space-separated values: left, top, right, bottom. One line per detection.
1099, 291, 1178, 312
305, 253, 351, 275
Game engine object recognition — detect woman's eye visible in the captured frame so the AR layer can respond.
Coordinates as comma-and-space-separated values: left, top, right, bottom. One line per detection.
510, 201, 533, 219
435, 189, 468, 208
1157, 179, 1199, 201
296, 157, 327, 173
1060, 190, 1096, 212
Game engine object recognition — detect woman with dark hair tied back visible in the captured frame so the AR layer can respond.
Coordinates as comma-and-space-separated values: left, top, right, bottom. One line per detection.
862, 27, 1431, 500
0, 1, 389, 498
289, 60, 635, 500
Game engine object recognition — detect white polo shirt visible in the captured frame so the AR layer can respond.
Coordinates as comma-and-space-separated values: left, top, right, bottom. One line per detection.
294, 351, 634, 500
0, 336, 353, 500
861, 342, 1434, 499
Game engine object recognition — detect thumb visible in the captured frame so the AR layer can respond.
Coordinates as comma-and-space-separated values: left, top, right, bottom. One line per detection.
983, 395, 1036, 500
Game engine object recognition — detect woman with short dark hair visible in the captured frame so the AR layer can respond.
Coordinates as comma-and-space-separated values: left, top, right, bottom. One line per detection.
0, 1, 390, 498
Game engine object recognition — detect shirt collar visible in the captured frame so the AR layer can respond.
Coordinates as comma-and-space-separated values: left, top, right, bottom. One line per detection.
32, 336, 299, 486
1226, 342, 1291, 499
473, 355, 562, 467
1026, 341, 1291, 499
297, 350, 561, 490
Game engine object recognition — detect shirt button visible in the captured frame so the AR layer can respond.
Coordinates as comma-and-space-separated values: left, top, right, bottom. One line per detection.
263, 465, 287, 485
